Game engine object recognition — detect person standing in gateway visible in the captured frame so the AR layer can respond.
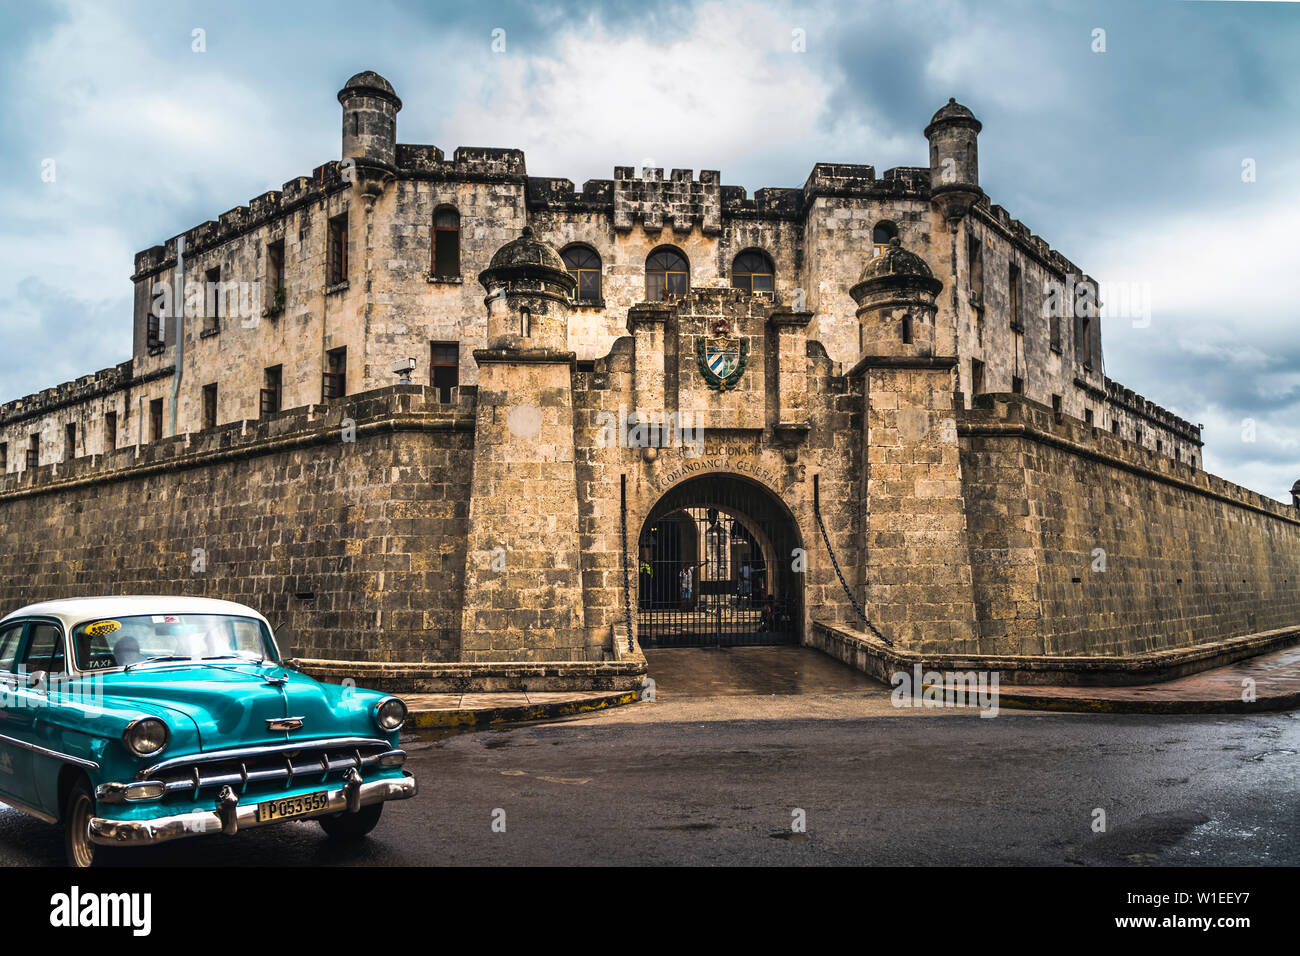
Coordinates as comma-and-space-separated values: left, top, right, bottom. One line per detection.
679, 559, 707, 610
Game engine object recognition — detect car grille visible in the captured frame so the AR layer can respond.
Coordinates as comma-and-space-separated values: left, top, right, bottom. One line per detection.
140, 738, 400, 802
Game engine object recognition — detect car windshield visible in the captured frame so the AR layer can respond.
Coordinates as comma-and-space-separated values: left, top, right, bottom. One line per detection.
71, 614, 276, 672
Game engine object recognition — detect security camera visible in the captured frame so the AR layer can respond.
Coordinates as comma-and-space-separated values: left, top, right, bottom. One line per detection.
392, 357, 417, 383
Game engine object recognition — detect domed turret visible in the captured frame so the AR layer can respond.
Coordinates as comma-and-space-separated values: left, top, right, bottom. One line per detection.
849, 239, 943, 360
852, 238, 943, 296
338, 70, 402, 172
478, 227, 575, 351
924, 97, 983, 220
482, 227, 570, 277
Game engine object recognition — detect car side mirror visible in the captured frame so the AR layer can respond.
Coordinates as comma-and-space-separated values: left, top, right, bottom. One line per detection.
25, 670, 48, 691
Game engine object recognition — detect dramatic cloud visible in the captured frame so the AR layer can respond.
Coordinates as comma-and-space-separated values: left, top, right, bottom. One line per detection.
1, 0, 1297, 497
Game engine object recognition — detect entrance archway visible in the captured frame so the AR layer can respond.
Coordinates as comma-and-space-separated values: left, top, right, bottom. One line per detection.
636, 473, 803, 647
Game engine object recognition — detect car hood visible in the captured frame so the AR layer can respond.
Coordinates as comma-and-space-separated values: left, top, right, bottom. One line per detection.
94, 662, 378, 750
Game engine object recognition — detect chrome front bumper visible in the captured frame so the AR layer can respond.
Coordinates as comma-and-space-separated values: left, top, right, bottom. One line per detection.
88, 771, 416, 847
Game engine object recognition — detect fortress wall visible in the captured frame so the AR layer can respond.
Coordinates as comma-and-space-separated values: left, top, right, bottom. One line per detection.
0, 386, 473, 664
960, 394, 1300, 657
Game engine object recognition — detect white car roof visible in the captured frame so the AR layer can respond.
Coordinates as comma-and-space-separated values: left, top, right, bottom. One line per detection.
1, 596, 273, 630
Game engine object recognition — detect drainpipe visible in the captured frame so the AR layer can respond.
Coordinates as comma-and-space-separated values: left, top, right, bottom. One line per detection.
170, 236, 185, 436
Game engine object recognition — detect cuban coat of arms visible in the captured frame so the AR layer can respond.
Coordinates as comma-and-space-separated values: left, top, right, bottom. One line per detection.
695, 318, 749, 391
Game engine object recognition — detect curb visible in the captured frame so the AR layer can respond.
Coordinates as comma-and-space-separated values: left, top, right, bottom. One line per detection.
404, 690, 641, 729
994, 690, 1300, 715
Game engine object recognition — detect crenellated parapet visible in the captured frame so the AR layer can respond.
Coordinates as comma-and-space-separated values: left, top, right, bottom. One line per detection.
0, 361, 151, 428
612, 167, 722, 234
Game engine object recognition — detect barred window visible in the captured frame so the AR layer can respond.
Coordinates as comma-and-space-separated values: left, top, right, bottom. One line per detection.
322, 348, 346, 400
328, 213, 348, 285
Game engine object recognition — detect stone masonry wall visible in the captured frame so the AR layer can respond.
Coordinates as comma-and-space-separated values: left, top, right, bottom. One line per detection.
0, 386, 473, 663
960, 393, 1300, 656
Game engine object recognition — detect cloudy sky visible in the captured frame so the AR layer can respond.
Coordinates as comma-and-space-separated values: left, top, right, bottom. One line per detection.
2, 0, 1297, 498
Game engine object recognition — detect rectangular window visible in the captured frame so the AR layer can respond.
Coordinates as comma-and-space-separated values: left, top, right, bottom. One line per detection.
1111, 419, 1120, 435
328, 213, 348, 286
967, 234, 983, 303
65, 422, 76, 461
147, 308, 163, 348
150, 398, 164, 442
0, 442, 7, 472
26, 434, 39, 470
261, 365, 283, 417
322, 348, 346, 400
431, 342, 459, 402
202, 383, 218, 430
970, 359, 985, 396
1051, 394, 1063, 422
267, 239, 284, 293
1078, 316, 1093, 369
105, 411, 117, 450
1011, 376, 1024, 395
433, 208, 460, 277
1008, 262, 1022, 330
204, 266, 221, 332
1084, 408, 1094, 426
1135, 425, 1144, 445
1049, 284, 1062, 352
901, 314, 913, 345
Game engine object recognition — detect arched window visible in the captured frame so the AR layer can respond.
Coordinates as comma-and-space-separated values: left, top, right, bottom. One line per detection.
432, 206, 460, 277
561, 245, 602, 302
646, 248, 689, 302
731, 250, 775, 300
872, 220, 898, 257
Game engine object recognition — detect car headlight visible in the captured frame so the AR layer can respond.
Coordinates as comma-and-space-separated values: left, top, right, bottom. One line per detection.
122, 717, 170, 757
374, 697, 407, 732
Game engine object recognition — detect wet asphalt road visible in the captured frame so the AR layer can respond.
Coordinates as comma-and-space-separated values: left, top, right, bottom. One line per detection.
1, 691, 1296, 866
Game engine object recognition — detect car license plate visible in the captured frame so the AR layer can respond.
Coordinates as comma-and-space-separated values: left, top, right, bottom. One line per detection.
257, 790, 331, 823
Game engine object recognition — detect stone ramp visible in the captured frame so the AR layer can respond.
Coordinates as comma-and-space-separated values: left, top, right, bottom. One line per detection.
400, 689, 638, 729
994, 644, 1300, 714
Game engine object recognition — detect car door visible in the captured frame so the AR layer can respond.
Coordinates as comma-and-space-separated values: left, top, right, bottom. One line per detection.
0, 621, 29, 801
6, 621, 67, 809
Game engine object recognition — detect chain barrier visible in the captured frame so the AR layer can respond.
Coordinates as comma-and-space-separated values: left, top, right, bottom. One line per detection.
813, 475, 892, 647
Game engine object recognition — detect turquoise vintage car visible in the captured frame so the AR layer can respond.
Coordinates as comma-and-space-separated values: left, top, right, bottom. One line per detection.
0, 596, 416, 866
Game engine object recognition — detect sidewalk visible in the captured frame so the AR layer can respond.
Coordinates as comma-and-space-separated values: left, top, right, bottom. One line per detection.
994, 643, 1300, 714
400, 689, 640, 729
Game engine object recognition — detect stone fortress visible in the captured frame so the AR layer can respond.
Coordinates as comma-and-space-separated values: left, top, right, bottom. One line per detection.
0, 71, 1296, 687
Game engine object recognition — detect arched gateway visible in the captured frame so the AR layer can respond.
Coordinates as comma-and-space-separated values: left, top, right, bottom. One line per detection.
636, 473, 803, 647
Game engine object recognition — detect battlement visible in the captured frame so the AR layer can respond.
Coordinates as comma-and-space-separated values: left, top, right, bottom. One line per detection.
1103, 377, 1201, 444
610, 167, 722, 234
0, 383, 475, 497
962, 393, 1284, 519
0, 361, 142, 427
976, 201, 1084, 278
132, 161, 355, 279
396, 144, 527, 181
525, 176, 614, 211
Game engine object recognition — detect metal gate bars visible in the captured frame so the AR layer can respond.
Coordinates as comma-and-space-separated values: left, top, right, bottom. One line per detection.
635, 474, 802, 648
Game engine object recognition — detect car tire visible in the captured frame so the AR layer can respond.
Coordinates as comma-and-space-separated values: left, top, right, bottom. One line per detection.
318, 802, 383, 839
64, 777, 98, 868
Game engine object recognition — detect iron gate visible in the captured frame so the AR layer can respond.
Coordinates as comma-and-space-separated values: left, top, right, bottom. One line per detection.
636, 474, 802, 647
